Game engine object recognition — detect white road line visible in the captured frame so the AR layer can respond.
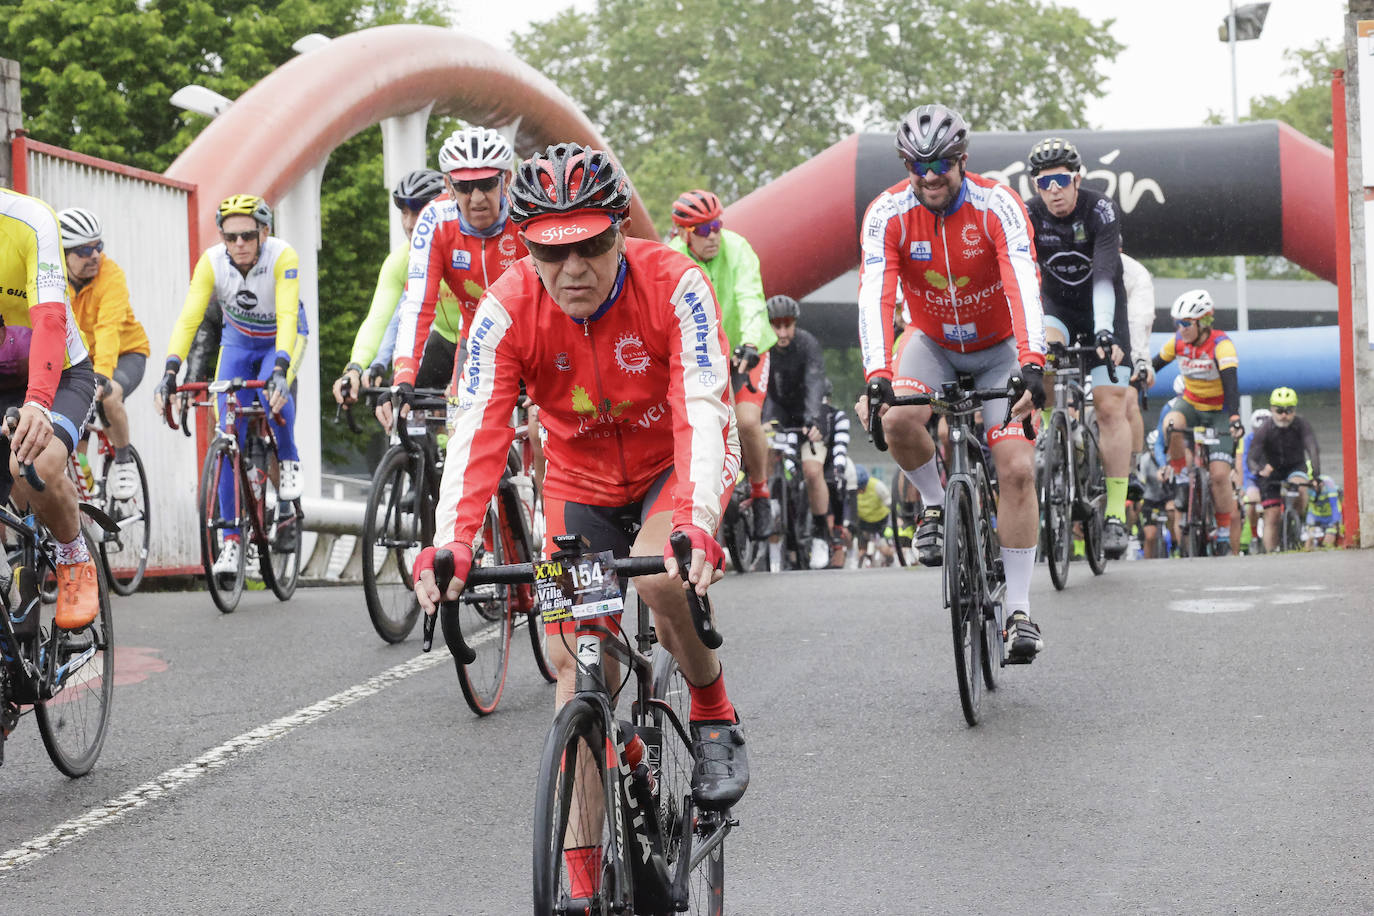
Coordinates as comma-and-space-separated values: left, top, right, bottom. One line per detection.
0, 636, 481, 871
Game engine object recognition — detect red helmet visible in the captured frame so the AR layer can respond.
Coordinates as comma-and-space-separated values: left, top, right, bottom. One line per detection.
671, 189, 723, 227
510, 143, 632, 244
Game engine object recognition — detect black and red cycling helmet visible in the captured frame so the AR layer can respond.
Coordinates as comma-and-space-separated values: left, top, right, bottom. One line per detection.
510, 142, 632, 244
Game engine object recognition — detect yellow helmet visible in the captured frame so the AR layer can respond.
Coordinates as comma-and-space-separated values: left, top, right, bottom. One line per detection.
1269, 386, 1298, 409
216, 194, 273, 229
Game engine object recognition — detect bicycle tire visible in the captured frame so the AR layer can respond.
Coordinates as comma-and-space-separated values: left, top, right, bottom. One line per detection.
360, 447, 423, 644
1082, 422, 1107, 576
787, 476, 811, 570
532, 697, 633, 915
443, 504, 512, 716
261, 496, 302, 602
650, 648, 726, 915
889, 481, 910, 568
200, 439, 246, 613
1044, 414, 1072, 591
1282, 507, 1303, 553
943, 482, 983, 726
36, 522, 113, 777
98, 445, 150, 596
977, 470, 1004, 693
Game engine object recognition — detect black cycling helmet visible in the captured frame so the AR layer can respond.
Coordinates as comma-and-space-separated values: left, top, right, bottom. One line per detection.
1027, 137, 1082, 175
767, 295, 800, 321
509, 142, 633, 224
895, 104, 970, 163
392, 169, 445, 210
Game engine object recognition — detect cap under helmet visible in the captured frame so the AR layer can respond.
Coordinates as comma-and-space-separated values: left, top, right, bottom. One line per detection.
1171, 289, 1214, 321
671, 189, 723, 227
1270, 387, 1298, 408
57, 207, 102, 248
438, 126, 515, 176
895, 104, 970, 163
1028, 137, 1082, 174
767, 295, 800, 321
508, 143, 632, 224
216, 194, 272, 229
392, 169, 445, 209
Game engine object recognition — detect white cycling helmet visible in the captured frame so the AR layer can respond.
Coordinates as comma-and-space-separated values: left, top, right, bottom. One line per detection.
438, 126, 515, 178
1171, 288, 1214, 321
1250, 408, 1271, 429
1146, 429, 1159, 449
57, 207, 103, 248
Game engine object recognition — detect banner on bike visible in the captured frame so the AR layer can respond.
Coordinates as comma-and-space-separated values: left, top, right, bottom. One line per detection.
535, 550, 624, 625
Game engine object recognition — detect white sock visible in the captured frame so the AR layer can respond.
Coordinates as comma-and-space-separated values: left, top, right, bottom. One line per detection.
1001, 546, 1036, 614
903, 456, 945, 509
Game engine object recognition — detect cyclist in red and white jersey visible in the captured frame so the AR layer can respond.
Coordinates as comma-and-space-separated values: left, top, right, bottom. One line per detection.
412, 144, 749, 829
391, 127, 526, 414
856, 103, 1048, 660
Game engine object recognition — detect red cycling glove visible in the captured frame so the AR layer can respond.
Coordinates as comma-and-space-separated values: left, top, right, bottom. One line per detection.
666, 525, 726, 577
411, 541, 474, 589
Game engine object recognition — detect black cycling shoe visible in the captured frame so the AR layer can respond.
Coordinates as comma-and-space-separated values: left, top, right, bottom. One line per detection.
750, 498, 775, 538
916, 506, 944, 567
1102, 517, 1129, 560
1005, 611, 1044, 662
690, 719, 750, 810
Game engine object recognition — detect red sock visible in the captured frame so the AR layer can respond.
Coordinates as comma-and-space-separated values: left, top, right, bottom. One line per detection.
1169, 458, 1186, 474
687, 666, 737, 723
565, 846, 603, 899
1215, 512, 1231, 527
750, 480, 770, 500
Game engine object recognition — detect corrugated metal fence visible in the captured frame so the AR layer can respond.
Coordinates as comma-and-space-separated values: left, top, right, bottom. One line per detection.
15, 136, 204, 573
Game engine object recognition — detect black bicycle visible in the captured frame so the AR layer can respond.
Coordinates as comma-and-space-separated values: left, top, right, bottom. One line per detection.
0, 412, 116, 776
429, 532, 731, 914
766, 425, 813, 571
1165, 424, 1222, 558
868, 375, 1033, 726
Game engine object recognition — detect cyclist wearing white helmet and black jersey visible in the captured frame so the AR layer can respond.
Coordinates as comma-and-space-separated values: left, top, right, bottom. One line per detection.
1025, 136, 1135, 559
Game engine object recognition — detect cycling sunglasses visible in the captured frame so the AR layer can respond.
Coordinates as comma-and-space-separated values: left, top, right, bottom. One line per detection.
1035, 172, 1075, 191
221, 230, 260, 243
1175, 318, 1198, 328
691, 219, 723, 238
524, 225, 620, 263
450, 175, 502, 195
1271, 406, 1295, 415
906, 157, 958, 177
67, 240, 104, 257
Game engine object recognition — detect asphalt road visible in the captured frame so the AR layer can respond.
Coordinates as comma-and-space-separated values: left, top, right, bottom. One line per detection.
3, 551, 1371, 914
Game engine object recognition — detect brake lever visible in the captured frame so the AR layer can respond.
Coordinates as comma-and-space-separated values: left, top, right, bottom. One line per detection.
865, 382, 889, 452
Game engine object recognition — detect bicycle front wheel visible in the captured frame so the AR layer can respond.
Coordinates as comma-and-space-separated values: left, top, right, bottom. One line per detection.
36, 523, 114, 777
200, 440, 245, 613
360, 447, 423, 643
1081, 422, 1107, 576
98, 445, 150, 596
1044, 414, 1072, 591
443, 504, 512, 716
261, 495, 302, 601
533, 697, 633, 915
943, 483, 984, 726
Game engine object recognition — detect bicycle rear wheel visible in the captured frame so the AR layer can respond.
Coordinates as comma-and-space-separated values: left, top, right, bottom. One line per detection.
443, 504, 512, 715
651, 648, 726, 915
1043, 414, 1072, 591
98, 445, 150, 596
1282, 507, 1302, 552
199, 440, 246, 613
1081, 422, 1107, 576
36, 523, 113, 777
360, 447, 423, 643
533, 697, 633, 915
943, 483, 984, 726
261, 494, 302, 601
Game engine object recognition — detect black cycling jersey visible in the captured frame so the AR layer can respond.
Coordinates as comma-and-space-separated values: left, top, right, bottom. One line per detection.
1247, 416, 1320, 479
1026, 187, 1130, 351
763, 327, 828, 428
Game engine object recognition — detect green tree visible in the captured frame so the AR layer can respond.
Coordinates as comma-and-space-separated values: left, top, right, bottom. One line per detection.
513, 0, 1122, 233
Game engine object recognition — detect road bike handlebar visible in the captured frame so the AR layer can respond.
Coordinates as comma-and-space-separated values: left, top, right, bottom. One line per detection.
0, 406, 45, 492
167, 379, 285, 435
865, 377, 1034, 453
1046, 341, 1119, 385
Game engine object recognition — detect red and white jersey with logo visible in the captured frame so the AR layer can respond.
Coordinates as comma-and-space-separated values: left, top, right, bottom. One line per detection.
858, 172, 1046, 380
434, 238, 740, 551
393, 195, 526, 386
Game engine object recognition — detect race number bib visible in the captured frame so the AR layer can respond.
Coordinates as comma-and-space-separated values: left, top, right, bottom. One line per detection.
536, 549, 624, 626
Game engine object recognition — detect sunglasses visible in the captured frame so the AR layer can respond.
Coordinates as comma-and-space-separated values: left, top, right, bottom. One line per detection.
67, 240, 104, 257
450, 175, 502, 195
1175, 318, 1198, 328
221, 230, 260, 244
1035, 173, 1075, 191
1271, 406, 1295, 415
691, 219, 723, 238
524, 225, 619, 263
393, 196, 430, 212
906, 157, 958, 177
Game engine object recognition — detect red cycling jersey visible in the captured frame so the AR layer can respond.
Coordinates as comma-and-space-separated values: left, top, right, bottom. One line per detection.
435, 238, 740, 551
393, 195, 527, 386
857, 172, 1046, 380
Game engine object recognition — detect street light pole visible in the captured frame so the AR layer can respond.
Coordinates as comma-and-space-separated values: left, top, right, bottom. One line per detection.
1228, 0, 1252, 421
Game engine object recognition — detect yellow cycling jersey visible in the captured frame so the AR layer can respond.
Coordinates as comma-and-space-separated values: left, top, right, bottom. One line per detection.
0, 188, 90, 369
167, 237, 299, 365
1157, 330, 1237, 411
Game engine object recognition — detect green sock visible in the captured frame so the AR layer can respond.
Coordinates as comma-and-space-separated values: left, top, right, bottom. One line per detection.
1040, 407, 1053, 427
1106, 476, 1128, 521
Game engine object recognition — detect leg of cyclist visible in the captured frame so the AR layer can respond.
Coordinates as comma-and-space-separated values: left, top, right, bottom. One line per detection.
105, 352, 146, 500
254, 350, 302, 500
1090, 368, 1133, 558
799, 437, 831, 569
1258, 472, 1282, 551
735, 353, 771, 535
1206, 427, 1238, 553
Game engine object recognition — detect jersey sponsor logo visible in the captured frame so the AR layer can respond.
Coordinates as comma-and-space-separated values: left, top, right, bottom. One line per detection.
613, 332, 650, 375
909, 241, 932, 261
235, 289, 260, 310
284, 268, 297, 279
537, 224, 591, 243
1072, 220, 1087, 243
412, 209, 437, 250
960, 224, 980, 248
683, 290, 714, 368
1094, 197, 1117, 224
699, 369, 717, 388
864, 254, 883, 266
989, 191, 1025, 233
942, 321, 979, 343
451, 250, 472, 270
635, 399, 669, 430
3, 287, 27, 299
572, 384, 633, 434
1045, 251, 1092, 286
462, 315, 496, 395
1036, 231, 1061, 244
498, 234, 517, 257
555, 352, 571, 371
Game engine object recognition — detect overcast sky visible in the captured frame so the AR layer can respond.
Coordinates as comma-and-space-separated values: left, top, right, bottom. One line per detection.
452, 0, 1348, 132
